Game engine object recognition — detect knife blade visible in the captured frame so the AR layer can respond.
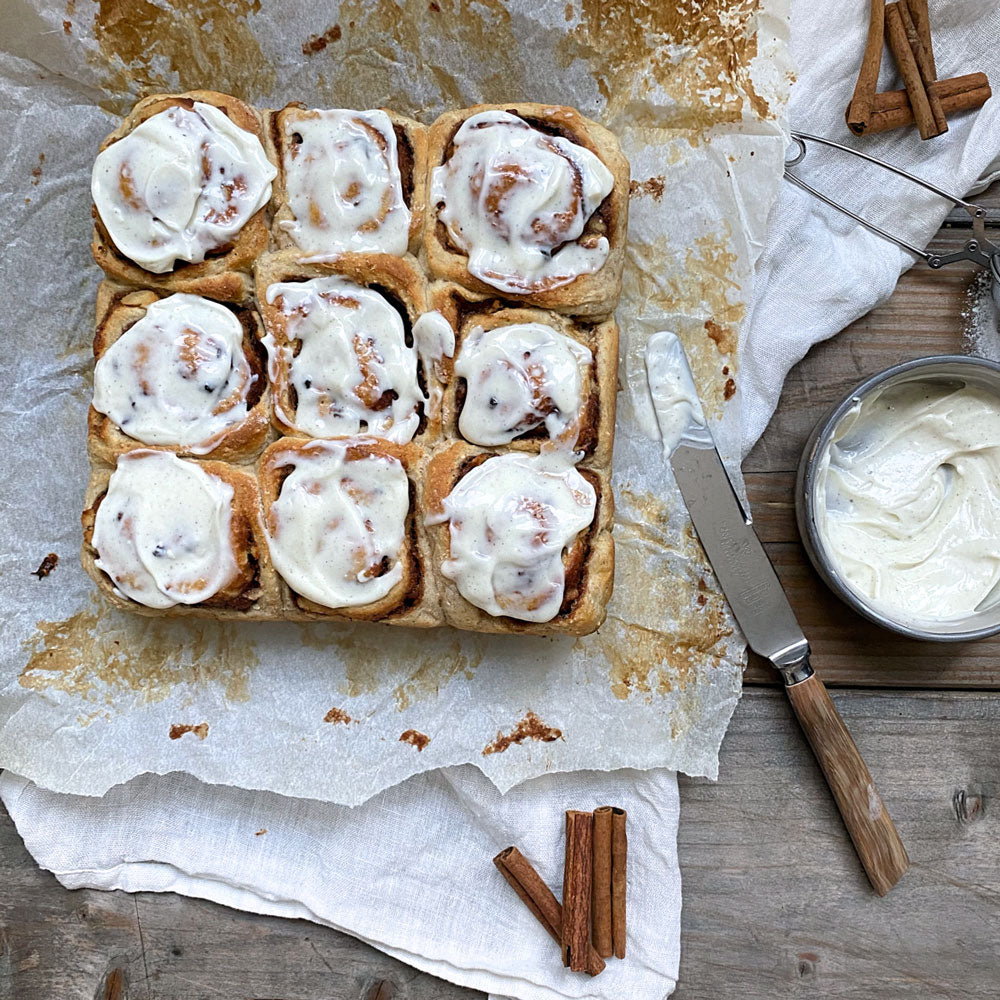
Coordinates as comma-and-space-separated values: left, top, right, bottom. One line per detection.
647, 331, 909, 895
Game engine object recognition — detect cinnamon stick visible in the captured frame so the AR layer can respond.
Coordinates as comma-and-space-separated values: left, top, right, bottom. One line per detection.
610, 807, 628, 960
846, 0, 885, 132
905, 0, 935, 79
885, 2, 942, 139
562, 810, 594, 973
848, 75, 992, 134
493, 846, 606, 977
898, 0, 947, 133
591, 807, 614, 958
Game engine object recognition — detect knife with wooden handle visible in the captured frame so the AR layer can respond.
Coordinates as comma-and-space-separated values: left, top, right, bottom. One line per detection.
652, 332, 909, 896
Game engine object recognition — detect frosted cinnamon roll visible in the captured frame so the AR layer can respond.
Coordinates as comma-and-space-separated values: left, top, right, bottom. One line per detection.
261, 275, 423, 442
261, 439, 411, 612
454, 322, 592, 447
92, 98, 275, 274
273, 108, 420, 255
430, 451, 597, 623
430, 109, 614, 295
92, 293, 260, 454
88, 450, 251, 610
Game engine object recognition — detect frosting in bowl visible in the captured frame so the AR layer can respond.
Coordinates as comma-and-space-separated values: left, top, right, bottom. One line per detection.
816, 378, 1000, 625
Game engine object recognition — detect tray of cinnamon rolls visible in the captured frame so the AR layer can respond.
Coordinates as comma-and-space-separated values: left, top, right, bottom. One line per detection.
81, 90, 629, 636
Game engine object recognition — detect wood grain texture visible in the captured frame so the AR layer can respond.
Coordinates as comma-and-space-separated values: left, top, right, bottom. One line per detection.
784, 674, 909, 895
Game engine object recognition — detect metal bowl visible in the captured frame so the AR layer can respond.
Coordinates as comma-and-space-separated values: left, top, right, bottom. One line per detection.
796, 355, 1000, 642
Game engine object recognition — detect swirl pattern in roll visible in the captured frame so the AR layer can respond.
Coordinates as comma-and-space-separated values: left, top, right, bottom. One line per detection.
91, 450, 239, 609
263, 275, 423, 442
454, 322, 592, 446
278, 109, 411, 255
91, 102, 276, 273
431, 110, 614, 294
93, 293, 257, 452
265, 440, 410, 609
434, 452, 596, 622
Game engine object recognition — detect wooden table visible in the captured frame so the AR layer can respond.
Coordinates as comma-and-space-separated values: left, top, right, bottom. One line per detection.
4, 193, 999, 1000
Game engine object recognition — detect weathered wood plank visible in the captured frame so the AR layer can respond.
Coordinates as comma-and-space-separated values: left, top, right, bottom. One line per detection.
3, 688, 997, 999
676, 688, 999, 999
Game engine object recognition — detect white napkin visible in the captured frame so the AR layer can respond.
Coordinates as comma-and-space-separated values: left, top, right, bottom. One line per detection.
6, 4, 1000, 1000
742, 0, 1000, 452
0, 766, 680, 1000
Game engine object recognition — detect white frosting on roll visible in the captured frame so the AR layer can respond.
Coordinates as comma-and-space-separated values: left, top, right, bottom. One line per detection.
93, 293, 255, 452
266, 440, 410, 609
432, 452, 596, 622
92, 450, 238, 609
431, 110, 614, 294
263, 276, 422, 442
91, 101, 276, 273
412, 309, 455, 419
455, 322, 592, 446
279, 109, 411, 255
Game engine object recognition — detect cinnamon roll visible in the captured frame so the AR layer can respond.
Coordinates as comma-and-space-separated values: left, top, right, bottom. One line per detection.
431, 285, 617, 463
81, 450, 262, 613
425, 104, 629, 318
91, 91, 276, 301
268, 107, 426, 256
88, 285, 269, 464
255, 250, 436, 443
424, 443, 614, 634
260, 437, 437, 624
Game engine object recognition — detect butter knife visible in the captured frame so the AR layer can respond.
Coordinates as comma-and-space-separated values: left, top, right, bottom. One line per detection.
648, 331, 909, 896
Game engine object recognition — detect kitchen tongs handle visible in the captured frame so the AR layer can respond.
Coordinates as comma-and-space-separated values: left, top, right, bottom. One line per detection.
784, 668, 910, 896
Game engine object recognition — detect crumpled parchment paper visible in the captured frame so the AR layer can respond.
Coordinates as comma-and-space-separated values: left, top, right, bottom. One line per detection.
0, 0, 790, 805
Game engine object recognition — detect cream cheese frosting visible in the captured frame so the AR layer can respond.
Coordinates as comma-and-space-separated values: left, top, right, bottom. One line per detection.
92, 450, 238, 609
454, 322, 592, 446
263, 276, 422, 442
91, 101, 276, 273
412, 309, 455, 420
817, 378, 1000, 625
266, 440, 409, 609
431, 451, 596, 622
279, 109, 411, 255
431, 110, 614, 294
93, 293, 255, 452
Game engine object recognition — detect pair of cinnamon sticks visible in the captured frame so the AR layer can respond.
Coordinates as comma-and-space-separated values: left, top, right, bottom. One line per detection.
494, 806, 627, 977
847, 0, 991, 139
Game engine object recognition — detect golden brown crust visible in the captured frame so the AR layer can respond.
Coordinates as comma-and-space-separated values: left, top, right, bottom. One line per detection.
80, 453, 274, 618
91, 90, 275, 303
265, 105, 428, 256
423, 103, 630, 319
258, 436, 441, 627
253, 249, 441, 441
423, 441, 614, 636
430, 282, 617, 467
88, 282, 272, 466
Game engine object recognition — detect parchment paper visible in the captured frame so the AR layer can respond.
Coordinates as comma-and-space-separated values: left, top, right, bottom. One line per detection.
0, 0, 790, 804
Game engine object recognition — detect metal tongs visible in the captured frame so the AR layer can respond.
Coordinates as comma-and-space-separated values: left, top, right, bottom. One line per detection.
785, 131, 1000, 280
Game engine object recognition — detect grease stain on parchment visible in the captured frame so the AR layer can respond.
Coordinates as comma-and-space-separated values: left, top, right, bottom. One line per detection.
626, 226, 743, 420
586, 488, 733, 701
393, 641, 480, 711
91, 0, 276, 112
19, 593, 255, 708
557, 0, 771, 127
482, 711, 563, 756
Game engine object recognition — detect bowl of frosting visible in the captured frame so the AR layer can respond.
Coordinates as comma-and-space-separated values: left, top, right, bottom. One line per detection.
796, 355, 1000, 641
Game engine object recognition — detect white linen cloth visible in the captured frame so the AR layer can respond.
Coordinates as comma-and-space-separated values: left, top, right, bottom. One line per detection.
5, 3, 1000, 999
